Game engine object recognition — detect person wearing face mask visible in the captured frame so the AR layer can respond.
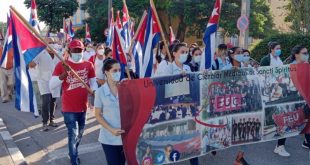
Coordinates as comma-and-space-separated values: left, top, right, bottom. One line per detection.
185, 43, 199, 65
154, 43, 191, 77
242, 49, 252, 67
104, 47, 113, 59
49, 39, 97, 165
260, 42, 290, 157
290, 45, 310, 152
83, 43, 96, 61
153, 43, 199, 165
212, 44, 232, 70
189, 47, 202, 72
227, 47, 245, 68
94, 58, 126, 165
89, 43, 106, 86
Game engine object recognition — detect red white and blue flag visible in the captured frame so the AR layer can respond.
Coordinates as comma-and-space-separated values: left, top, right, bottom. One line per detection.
29, 0, 40, 31
85, 23, 91, 43
133, 5, 160, 78
111, 24, 127, 80
200, 0, 221, 70
122, 0, 131, 50
106, 8, 114, 47
0, 15, 14, 70
68, 19, 75, 38
10, 10, 47, 116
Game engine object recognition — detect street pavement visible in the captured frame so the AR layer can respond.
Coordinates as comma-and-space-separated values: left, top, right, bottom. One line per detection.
0, 99, 309, 165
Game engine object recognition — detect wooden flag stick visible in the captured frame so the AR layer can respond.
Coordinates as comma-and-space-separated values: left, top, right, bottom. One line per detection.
150, 0, 172, 62
10, 6, 94, 94
128, 10, 147, 54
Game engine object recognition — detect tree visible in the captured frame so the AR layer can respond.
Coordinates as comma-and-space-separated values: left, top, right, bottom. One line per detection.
24, 0, 79, 32
83, 0, 274, 42
284, 0, 310, 34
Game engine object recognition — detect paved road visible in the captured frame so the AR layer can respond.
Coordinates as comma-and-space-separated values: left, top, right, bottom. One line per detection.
0, 99, 309, 165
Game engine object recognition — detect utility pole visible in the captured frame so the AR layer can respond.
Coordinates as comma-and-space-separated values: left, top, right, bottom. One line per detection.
239, 0, 250, 49
108, 0, 112, 26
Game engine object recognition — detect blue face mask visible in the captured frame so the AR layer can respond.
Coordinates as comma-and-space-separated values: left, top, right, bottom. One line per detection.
275, 49, 282, 56
243, 56, 250, 62
179, 54, 188, 64
234, 54, 244, 62
111, 72, 121, 82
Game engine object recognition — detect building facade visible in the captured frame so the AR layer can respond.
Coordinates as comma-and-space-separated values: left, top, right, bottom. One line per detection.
72, 0, 89, 29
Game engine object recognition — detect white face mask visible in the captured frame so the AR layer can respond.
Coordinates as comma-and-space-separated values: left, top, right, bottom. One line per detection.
194, 56, 201, 63
302, 54, 309, 62
97, 49, 105, 55
71, 52, 83, 63
111, 71, 121, 82
86, 47, 93, 52
179, 53, 188, 64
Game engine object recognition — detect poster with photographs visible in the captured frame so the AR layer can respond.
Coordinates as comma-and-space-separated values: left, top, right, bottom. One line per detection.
201, 117, 231, 153
263, 102, 307, 140
119, 65, 308, 165
257, 65, 304, 106
200, 68, 262, 119
231, 113, 263, 145
137, 120, 201, 164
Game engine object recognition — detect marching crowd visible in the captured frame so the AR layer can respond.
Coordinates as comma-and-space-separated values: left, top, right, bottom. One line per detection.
0, 36, 310, 165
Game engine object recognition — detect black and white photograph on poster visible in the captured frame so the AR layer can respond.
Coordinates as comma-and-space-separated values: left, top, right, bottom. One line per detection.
137, 120, 201, 164
200, 69, 262, 119
231, 113, 263, 145
263, 102, 307, 140
201, 117, 231, 153
146, 74, 200, 126
257, 66, 303, 106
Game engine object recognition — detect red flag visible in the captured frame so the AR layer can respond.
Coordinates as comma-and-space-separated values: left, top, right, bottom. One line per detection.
85, 23, 91, 43
169, 26, 175, 43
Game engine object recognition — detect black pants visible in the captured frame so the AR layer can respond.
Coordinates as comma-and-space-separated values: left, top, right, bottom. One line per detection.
190, 157, 199, 165
277, 138, 286, 146
41, 94, 56, 124
101, 144, 126, 165
306, 134, 310, 144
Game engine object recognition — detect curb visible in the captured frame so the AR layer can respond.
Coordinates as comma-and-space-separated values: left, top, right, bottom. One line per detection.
0, 118, 27, 165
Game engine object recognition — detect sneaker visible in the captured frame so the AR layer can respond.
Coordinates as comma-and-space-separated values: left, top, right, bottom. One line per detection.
49, 121, 58, 127
42, 124, 49, 132
274, 145, 290, 157
211, 151, 217, 156
302, 140, 310, 149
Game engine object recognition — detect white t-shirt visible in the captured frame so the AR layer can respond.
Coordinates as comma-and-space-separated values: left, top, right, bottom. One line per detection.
270, 54, 283, 66
94, 57, 105, 80
83, 50, 96, 61
154, 60, 191, 77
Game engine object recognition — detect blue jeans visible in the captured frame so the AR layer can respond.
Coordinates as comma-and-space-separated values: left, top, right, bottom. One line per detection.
63, 112, 86, 165
101, 144, 126, 165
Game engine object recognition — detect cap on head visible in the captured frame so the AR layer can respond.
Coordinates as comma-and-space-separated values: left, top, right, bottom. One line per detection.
69, 39, 84, 49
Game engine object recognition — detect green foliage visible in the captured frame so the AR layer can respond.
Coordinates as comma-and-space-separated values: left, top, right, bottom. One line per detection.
24, 0, 79, 32
284, 0, 310, 34
83, 0, 274, 42
75, 27, 86, 40
250, 33, 310, 62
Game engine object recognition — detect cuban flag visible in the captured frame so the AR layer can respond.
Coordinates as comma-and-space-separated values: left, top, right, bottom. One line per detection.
0, 15, 14, 70
68, 19, 75, 38
29, 0, 40, 31
122, 1, 131, 50
133, 6, 160, 78
85, 23, 91, 43
169, 26, 176, 44
200, 0, 221, 70
112, 25, 127, 80
106, 8, 114, 47
10, 10, 47, 116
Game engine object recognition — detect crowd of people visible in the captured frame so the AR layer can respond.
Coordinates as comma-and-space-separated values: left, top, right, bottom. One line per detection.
0, 34, 310, 165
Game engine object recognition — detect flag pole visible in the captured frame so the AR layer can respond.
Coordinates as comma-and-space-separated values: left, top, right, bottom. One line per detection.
150, 0, 172, 62
128, 10, 147, 54
10, 6, 94, 94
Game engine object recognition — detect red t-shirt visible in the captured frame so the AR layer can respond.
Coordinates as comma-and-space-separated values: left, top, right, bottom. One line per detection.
53, 60, 96, 112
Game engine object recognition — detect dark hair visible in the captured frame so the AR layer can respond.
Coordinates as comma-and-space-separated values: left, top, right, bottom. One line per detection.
290, 45, 306, 63
104, 47, 112, 56
228, 47, 240, 64
268, 41, 280, 53
243, 49, 251, 56
192, 47, 202, 55
102, 58, 118, 73
96, 43, 105, 50
218, 44, 228, 51
159, 41, 165, 50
